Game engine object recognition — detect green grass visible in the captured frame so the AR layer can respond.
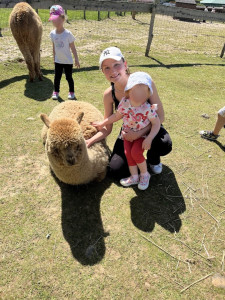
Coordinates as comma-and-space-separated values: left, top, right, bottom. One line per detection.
0, 8, 117, 28
0, 13, 225, 300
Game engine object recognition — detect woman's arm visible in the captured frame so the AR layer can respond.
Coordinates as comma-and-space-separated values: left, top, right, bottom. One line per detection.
122, 124, 151, 142
142, 116, 161, 150
70, 42, 80, 68
85, 88, 114, 148
149, 81, 164, 123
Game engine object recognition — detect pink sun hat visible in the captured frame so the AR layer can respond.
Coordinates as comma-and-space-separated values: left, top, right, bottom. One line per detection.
49, 5, 64, 21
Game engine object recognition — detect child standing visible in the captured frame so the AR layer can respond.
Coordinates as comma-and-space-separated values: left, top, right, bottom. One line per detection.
49, 5, 80, 100
92, 72, 161, 190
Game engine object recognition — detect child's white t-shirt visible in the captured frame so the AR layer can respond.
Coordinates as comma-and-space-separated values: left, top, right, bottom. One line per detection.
50, 29, 75, 64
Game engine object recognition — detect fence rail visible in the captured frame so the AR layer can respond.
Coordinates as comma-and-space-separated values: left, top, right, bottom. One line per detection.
0, 0, 224, 57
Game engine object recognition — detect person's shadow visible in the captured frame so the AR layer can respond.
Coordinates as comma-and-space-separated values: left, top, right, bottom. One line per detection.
52, 173, 112, 265
130, 165, 186, 233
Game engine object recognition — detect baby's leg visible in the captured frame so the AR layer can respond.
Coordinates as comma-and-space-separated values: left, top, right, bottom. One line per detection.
130, 138, 145, 171
120, 140, 139, 187
124, 140, 138, 175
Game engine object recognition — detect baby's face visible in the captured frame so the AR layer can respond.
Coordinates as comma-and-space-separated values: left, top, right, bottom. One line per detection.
129, 84, 150, 103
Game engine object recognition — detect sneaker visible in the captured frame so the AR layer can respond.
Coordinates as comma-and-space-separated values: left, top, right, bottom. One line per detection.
199, 130, 219, 141
68, 92, 76, 100
149, 163, 162, 175
138, 172, 151, 190
52, 92, 59, 100
120, 175, 139, 187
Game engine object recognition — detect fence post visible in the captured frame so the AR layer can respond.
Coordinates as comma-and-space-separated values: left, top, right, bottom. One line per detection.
84, 9, 86, 20
220, 43, 225, 58
108, 11, 110, 18
98, 11, 100, 21
132, 0, 137, 20
145, 0, 159, 57
0, 28, 3, 37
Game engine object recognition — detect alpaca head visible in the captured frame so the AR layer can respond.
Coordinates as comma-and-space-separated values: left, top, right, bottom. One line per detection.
40, 112, 86, 166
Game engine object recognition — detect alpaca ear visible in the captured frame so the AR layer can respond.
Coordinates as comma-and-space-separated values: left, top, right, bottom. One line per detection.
77, 112, 84, 124
40, 113, 51, 128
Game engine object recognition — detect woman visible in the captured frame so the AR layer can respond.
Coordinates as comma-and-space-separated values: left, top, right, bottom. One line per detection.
86, 47, 172, 179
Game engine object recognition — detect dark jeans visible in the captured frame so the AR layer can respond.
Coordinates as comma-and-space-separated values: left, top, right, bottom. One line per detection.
54, 63, 74, 93
108, 125, 172, 180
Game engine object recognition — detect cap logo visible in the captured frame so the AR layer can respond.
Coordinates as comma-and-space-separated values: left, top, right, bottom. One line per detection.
103, 50, 110, 56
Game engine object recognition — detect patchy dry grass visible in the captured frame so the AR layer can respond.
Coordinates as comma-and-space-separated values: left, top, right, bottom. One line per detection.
0, 12, 225, 300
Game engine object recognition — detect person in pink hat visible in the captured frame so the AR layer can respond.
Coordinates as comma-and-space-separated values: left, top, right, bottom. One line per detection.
49, 5, 80, 100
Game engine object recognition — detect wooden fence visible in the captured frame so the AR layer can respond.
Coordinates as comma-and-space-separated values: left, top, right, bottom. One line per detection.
0, 0, 225, 57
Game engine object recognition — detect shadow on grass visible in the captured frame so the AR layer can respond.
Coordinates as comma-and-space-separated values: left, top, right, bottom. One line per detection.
51, 171, 112, 266
131, 56, 225, 69
0, 65, 99, 101
0, 74, 53, 101
201, 138, 225, 152
212, 140, 225, 152
130, 165, 186, 233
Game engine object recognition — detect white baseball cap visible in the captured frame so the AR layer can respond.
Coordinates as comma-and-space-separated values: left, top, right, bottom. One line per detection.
99, 47, 124, 68
125, 72, 153, 95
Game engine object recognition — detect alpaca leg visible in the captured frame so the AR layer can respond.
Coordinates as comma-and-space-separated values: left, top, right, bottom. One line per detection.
34, 51, 43, 81
19, 44, 35, 82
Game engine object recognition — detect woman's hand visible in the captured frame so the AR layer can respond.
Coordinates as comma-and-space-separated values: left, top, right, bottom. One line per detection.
122, 129, 137, 142
91, 121, 104, 131
142, 137, 152, 151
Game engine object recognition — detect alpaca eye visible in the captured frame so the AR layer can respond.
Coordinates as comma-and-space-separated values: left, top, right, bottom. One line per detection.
52, 148, 59, 155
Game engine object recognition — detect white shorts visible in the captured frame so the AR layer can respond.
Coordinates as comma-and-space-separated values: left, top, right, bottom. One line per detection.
218, 106, 225, 117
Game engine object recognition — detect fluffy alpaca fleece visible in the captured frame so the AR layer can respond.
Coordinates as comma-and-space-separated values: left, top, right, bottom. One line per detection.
9, 2, 43, 82
40, 101, 110, 185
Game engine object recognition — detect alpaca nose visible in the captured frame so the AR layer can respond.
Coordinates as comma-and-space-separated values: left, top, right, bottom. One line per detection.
66, 155, 75, 165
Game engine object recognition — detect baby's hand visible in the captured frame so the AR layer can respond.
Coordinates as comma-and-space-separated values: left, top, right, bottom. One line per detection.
142, 138, 152, 151
91, 121, 104, 131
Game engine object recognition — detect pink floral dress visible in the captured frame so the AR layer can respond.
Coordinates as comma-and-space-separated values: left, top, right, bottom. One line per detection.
117, 97, 158, 136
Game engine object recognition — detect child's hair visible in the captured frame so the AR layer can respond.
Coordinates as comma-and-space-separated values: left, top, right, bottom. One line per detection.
59, 14, 66, 21
125, 85, 152, 99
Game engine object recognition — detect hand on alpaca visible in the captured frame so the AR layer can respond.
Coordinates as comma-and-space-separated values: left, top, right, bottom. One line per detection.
91, 121, 105, 131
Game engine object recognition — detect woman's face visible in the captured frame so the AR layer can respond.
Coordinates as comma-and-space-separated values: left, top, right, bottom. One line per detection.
101, 59, 127, 83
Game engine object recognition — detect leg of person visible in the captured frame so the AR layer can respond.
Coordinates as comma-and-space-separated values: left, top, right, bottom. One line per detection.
131, 138, 151, 190
200, 107, 225, 140
108, 137, 131, 180
147, 125, 172, 174
64, 64, 76, 100
120, 140, 139, 187
53, 63, 63, 99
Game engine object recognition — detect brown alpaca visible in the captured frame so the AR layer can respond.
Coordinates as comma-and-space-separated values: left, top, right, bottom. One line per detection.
9, 2, 43, 82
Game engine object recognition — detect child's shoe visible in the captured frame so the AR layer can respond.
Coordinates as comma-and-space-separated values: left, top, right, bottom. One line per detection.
120, 175, 139, 187
68, 92, 76, 100
138, 172, 151, 190
52, 92, 59, 100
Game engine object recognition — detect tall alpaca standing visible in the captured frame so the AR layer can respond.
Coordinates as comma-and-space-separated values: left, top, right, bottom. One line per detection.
9, 2, 43, 82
